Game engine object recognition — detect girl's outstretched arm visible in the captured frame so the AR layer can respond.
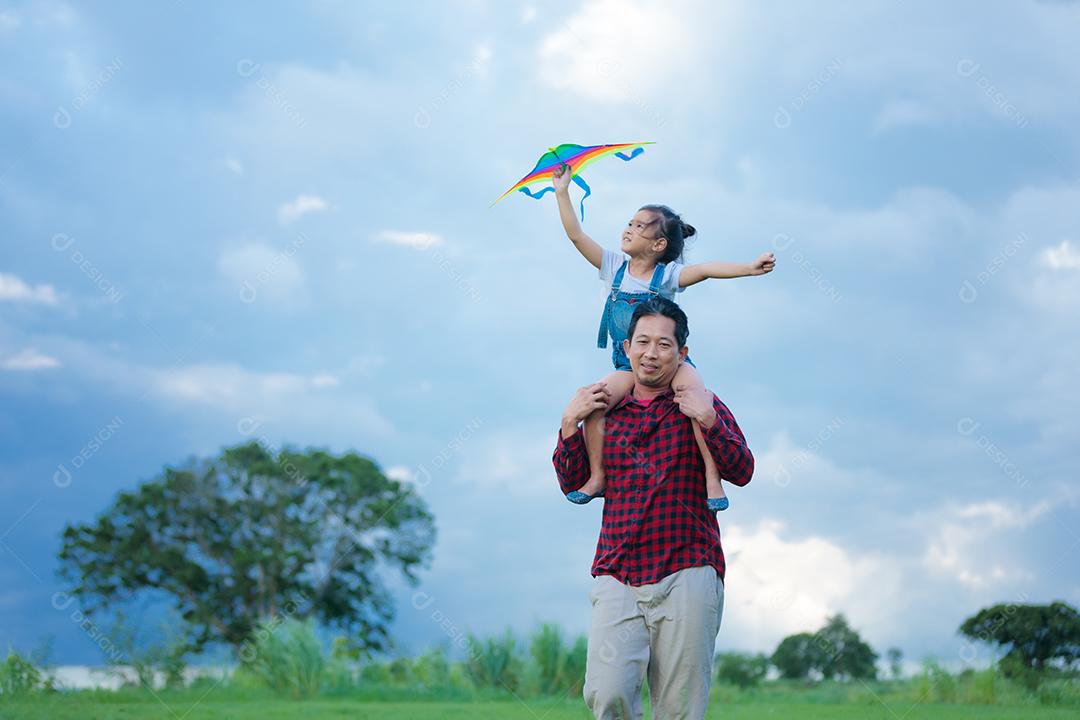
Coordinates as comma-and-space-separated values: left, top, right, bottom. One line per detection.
679, 251, 776, 287
553, 163, 603, 269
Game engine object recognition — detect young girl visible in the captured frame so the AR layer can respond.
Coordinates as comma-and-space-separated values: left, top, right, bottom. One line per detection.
552, 162, 775, 511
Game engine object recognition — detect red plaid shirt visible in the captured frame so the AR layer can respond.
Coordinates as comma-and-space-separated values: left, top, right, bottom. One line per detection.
553, 389, 754, 585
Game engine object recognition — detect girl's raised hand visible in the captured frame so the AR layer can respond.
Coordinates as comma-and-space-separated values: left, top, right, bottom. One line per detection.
750, 251, 776, 275
552, 162, 573, 192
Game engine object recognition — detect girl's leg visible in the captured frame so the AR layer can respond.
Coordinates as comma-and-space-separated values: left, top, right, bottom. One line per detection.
672, 362, 728, 508
577, 370, 635, 499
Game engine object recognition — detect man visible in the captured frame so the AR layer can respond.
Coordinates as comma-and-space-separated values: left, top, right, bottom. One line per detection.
553, 296, 754, 720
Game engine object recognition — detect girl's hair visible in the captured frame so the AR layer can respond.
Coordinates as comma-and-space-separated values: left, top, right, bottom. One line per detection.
639, 204, 696, 264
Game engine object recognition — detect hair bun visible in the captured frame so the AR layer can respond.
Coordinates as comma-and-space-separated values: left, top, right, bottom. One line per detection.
681, 222, 697, 239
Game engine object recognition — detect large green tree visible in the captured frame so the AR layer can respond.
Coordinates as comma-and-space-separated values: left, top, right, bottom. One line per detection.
814, 614, 878, 680
57, 441, 434, 657
771, 632, 819, 680
770, 614, 878, 680
959, 601, 1080, 673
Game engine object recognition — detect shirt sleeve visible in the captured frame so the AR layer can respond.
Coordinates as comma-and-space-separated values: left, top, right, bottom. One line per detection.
662, 261, 686, 295
599, 248, 627, 288
553, 427, 589, 494
699, 394, 754, 486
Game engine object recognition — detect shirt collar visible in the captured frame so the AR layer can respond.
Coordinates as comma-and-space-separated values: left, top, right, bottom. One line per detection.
614, 386, 676, 411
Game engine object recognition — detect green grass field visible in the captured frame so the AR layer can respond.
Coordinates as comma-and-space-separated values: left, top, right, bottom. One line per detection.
4, 691, 1078, 720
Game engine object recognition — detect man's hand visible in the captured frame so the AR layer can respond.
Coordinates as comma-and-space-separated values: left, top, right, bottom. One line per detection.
749, 251, 776, 276
562, 382, 610, 438
673, 384, 718, 428
552, 162, 573, 193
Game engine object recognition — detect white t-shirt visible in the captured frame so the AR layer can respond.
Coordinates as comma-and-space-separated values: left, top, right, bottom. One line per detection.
599, 248, 685, 298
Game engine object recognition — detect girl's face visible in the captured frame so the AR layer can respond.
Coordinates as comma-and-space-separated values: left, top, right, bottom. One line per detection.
621, 210, 666, 259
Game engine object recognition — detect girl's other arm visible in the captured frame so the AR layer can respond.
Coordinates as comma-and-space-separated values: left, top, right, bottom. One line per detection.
679, 251, 776, 288
553, 163, 603, 269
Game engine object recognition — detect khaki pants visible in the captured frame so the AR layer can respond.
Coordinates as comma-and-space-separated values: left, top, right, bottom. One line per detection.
583, 565, 724, 720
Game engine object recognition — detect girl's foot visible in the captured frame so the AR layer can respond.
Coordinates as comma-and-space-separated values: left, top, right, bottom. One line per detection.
706, 473, 729, 513
707, 497, 729, 513
567, 475, 606, 505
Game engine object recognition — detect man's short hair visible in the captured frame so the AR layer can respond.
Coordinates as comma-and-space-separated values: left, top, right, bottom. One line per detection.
627, 297, 689, 348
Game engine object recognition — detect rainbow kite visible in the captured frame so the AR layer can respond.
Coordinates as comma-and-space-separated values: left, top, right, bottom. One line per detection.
492, 142, 654, 220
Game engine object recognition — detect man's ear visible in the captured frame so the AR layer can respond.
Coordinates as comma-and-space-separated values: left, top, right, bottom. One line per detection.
679, 345, 689, 361
623, 338, 631, 355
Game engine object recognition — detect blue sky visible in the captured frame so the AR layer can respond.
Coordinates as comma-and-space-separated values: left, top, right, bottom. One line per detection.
2, 0, 1079, 670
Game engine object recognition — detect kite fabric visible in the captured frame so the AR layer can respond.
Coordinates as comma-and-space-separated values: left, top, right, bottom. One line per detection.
492, 142, 655, 220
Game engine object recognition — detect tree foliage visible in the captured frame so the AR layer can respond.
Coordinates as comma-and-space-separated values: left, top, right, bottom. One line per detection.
770, 614, 878, 681
528, 623, 587, 696
57, 441, 434, 658
771, 632, 818, 680
886, 647, 903, 680
714, 651, 769, 688
959, 601, 1080, 673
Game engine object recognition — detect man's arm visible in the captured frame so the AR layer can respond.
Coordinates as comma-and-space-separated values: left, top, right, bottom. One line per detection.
698, 395, 754, 486
673, 386, 754, 486
553, 425, 589, 494
552, 383, 610, 494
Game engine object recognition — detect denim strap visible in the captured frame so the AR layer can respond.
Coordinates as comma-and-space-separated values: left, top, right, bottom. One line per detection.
596, 260, 629, 348
647, 262, 667, 295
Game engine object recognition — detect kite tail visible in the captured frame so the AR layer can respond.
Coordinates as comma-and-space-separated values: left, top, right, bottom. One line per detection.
614, 147, 645, 161
572, 175, 591, 221
516, 186, 556, 201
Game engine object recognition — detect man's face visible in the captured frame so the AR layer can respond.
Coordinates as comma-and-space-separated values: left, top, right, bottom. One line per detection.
623, 314, 688, 387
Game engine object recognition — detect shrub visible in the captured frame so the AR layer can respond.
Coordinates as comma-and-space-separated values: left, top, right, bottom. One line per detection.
915, 660, 956, 703
1, 649, 41, 695
967, 667, 997, 704
563, 635, 588, 696
1036, 677, 1080, 706
412, 647, 450, 690
715, 652, 769, 688
526, 623, 587, 697
240, 617, 325, 699
465, 629, 522, 693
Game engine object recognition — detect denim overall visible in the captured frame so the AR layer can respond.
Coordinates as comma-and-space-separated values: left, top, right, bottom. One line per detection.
597, 260, 694, 371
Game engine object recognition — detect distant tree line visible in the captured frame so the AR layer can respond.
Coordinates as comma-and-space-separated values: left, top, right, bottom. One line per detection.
46, 441, 1080, 697
716, 603, 1080, 688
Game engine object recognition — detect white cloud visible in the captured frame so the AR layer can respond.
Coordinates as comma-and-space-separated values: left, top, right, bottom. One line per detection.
0, 10, 20, 32
536, 0, 705, 103
310, 373, 340, 388
1, 348, 61, 370
872, 98, 938, 133
0, 273, 59, 305
147, 362, 392, 440
1040, 239, 1080, 270
375, 230, 442, 249
721, 519, 901, 651
454, 429, 553, 499
754, 427, 856, 493
953, 499, 1052, 529
217, 242, 307, 307
223, 155, 244, 175
921, 500, 1052, 589
154, 364, 332, 406
384, 465, 415, 483
471, 42, 492, 77
277, 194, 328, 224
812, 187, 976, 263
